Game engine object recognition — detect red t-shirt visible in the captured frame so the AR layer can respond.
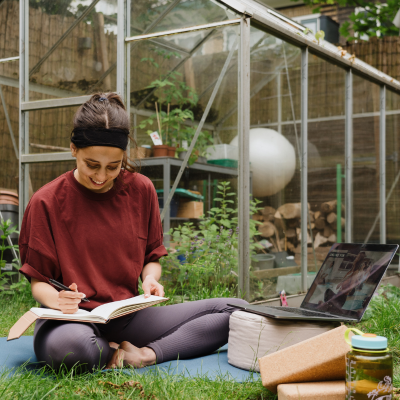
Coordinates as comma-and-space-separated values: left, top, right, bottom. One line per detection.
19, 169, 168, 310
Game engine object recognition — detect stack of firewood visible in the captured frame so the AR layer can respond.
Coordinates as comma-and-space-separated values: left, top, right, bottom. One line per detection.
253, 200, 345, 254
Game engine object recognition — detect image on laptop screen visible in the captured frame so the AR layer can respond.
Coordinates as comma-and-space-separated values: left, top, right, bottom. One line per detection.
302, 243, 398, 320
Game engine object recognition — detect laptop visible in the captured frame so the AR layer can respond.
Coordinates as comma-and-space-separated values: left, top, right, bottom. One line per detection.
229, 243, 399, 322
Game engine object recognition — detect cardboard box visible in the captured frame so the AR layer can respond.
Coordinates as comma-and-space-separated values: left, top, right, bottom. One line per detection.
177, 201, 204, 218
278, 381, 345, 400
258, 325, 350, 393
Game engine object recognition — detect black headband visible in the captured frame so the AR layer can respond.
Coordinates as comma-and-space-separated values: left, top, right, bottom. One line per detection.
71, 128, 129, 151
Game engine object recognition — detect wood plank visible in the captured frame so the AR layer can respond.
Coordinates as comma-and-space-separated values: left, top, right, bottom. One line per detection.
253, 266, 301, 279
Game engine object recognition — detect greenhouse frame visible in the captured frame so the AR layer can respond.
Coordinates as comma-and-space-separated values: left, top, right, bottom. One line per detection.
1, 0, 400, 301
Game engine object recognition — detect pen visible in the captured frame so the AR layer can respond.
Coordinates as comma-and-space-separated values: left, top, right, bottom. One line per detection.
49, 279, 90, 302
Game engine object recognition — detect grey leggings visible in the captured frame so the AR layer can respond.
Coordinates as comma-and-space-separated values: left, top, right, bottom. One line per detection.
33, 297, 248, 372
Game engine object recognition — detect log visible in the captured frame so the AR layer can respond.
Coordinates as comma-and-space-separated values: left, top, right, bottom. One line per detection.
327, 233, 337, 243
314, 232, 328, 248
252, 214, 264, 222
331, 218, 345, 231
258, 221, 275, 238
285, 228, 297, 238
326, 212, 337, 225
315, 217, 326, 230
310, 222, 315, 230
274, 217, 284, 231
277, 203, 301, 219
321, 200, 337, 214
261, 206, 276, 220
314, 211, 321, 220
287, 218, 300, 228
297, 228, 312, 244
309, 211, 315, 223
274, 210, 282, 219
323, 225, 334, 238
286, 241, 295, 252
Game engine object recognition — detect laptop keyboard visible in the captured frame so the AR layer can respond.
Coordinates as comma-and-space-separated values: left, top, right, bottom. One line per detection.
267, 306, 341, 318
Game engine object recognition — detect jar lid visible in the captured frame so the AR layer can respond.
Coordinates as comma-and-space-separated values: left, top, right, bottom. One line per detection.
351, 333, 388, 350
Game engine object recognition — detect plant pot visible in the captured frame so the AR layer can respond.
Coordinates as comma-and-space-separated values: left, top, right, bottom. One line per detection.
167, 146, 176, 157
153, 145, 169, 157
179, 151, 188, 160
197, 156, 207, 164
251, 254, 275, 271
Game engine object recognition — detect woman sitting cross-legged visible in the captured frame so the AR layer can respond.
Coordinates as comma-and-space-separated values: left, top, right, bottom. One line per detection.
19, 92, 247, 372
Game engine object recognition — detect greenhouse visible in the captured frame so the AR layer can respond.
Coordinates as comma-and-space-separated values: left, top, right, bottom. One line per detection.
1, 0, 400, 303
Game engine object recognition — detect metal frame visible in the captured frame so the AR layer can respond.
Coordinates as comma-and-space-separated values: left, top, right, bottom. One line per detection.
125, 19, 241, 43
238, 16, 251, 300
14, 0, 400, 299
0, 56, 19, 64
300, 47, 308, 293
380, 85, 386, 244
345, 70, 353, 243
19, 0, 29, 225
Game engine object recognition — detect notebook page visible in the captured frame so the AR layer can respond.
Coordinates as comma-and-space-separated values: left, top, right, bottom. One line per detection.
30, 308, 95, 320
91, 295, 167, 320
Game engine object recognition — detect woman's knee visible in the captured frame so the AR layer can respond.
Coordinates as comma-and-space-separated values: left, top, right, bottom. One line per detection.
36, 323, 109, 371
202, 297, 248, 313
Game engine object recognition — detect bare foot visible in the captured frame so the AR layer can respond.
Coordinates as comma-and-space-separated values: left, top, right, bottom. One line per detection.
106, 341, 156, 369
109, 342, 119, 350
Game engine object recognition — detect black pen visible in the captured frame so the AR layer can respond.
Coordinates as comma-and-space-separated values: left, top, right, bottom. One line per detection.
49, 279, 90, 302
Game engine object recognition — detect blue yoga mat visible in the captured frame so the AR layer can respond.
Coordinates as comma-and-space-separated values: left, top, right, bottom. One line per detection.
0, 337, 259, 382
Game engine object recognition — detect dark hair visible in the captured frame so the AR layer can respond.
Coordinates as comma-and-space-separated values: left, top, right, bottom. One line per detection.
71, 92, 139, 174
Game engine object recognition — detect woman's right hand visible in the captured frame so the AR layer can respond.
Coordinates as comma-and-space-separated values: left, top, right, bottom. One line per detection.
58, 282, 86, 314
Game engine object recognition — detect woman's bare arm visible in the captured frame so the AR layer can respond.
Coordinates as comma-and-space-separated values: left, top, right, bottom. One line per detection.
141, 262, 164, 297
31, 278, 86, 313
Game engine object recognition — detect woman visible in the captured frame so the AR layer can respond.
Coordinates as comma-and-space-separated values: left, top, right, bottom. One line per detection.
19, 93, 247, 372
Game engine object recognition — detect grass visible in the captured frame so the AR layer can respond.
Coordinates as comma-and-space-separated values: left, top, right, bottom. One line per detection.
0, 367, 273, 400
4, 284, 400, 399
0, 290, 274, 399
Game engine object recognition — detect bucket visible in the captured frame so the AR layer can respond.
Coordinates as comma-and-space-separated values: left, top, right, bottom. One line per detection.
252, 254, 275, 270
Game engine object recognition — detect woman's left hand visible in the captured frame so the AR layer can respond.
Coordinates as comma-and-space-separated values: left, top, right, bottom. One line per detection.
142, 275, 165, 298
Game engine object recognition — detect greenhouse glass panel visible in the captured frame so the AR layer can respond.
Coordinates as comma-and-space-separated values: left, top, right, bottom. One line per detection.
129, 0, 237, 38
128, 24, 240, 302
28, 0, 118, 100
247, 24, 302, 301
353, 76, 380, 243
0, 0, 19, 60
28, 105, 79, 152
308, 56, 345, 275
0, 81, 19, 191
29, 161, 77, 193
386, 90, 400, 265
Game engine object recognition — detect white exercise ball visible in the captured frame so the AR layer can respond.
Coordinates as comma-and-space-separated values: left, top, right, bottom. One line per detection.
230, 128, 296, 197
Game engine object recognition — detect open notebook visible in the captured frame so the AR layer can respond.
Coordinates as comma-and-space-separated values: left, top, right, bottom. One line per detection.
8, 295, 168, 341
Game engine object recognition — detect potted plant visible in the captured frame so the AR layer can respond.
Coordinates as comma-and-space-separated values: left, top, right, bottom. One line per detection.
137, 54, 199, 157
177, 128, 214, 164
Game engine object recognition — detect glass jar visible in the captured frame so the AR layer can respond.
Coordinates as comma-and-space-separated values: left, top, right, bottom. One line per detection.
345, 328, 393, 400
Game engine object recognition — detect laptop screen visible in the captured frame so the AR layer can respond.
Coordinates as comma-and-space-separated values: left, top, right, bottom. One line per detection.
301, 243, 398, 320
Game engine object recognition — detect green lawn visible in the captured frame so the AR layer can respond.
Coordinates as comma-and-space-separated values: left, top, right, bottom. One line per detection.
3, 285, 400, 399
0, 291, 274, 400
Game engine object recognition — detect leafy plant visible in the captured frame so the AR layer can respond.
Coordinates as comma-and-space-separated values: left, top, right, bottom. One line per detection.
0, 219, 20, 291
292, 0, 400, 41
138, 52, 213, 156
160, 182, 262, 300
0, 219, 31, 296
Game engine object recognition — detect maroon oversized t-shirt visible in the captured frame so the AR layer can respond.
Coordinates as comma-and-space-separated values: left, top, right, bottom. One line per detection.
19, 169, 168, 310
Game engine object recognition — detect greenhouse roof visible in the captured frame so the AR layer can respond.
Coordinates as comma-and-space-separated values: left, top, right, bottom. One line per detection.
220, 0, 400, 93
